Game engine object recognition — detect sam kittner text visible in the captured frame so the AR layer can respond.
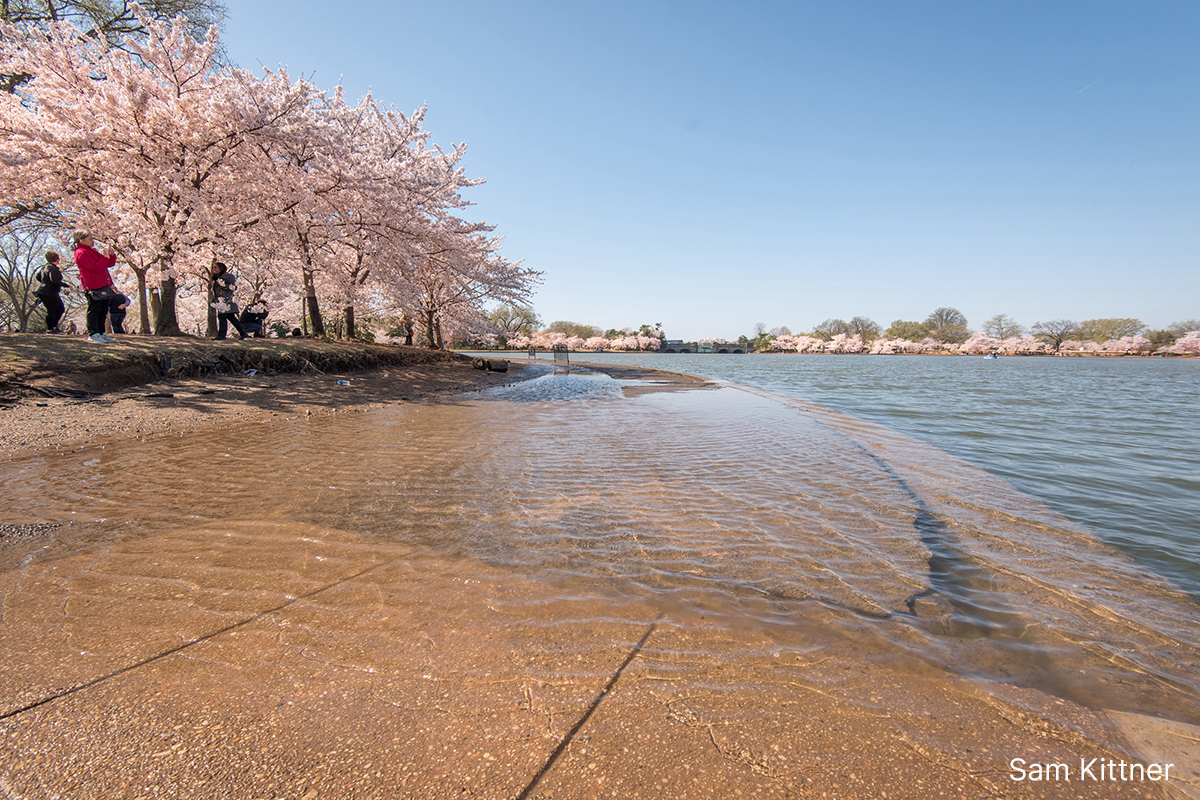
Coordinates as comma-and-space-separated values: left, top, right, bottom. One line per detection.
1010, 758, 1172, 782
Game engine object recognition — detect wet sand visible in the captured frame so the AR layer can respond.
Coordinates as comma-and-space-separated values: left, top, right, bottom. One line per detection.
1, 526, 1190, 800
1, 361, 1196, 799
564, 362, 718, 396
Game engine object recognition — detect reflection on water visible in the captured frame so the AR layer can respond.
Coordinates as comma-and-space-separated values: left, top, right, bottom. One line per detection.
2, 371, 1199, 781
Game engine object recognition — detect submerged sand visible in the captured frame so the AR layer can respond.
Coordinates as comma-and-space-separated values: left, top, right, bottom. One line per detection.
0, 358, 1196, 799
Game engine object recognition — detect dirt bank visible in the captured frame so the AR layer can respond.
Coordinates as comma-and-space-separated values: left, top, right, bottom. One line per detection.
0, 334, 534, 457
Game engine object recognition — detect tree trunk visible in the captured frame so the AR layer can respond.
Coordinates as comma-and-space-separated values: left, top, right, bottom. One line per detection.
206, 281, 217, 338
423, 307, 439, 349
306, 294, 324, 337
301, 267, 324, 337
134, 269, 151, 334
344, 304, 355, 340
154, 274, 183, 336
149, 287, 162, 332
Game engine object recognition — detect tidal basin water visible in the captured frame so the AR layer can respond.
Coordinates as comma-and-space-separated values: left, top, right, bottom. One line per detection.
566, 352, 1200, 603
2, 357, 1199, 793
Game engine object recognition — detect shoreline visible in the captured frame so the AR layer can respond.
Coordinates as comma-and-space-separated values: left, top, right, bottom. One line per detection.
0, 335, 549, 460
0, 355, 719, 461
1, 360, 539, 460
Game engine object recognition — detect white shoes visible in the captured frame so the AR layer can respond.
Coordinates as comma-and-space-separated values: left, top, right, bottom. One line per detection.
88, 333, 117, 343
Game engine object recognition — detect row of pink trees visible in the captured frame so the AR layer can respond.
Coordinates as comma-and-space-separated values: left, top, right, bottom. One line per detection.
0, 9, 537, 342
1164, 331, 1200, 354
506, 327, 664, 352
768, 331, 1196, 355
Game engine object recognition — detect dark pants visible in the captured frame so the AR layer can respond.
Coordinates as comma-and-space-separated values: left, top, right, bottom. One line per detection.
108, 297, 127, 334
41, 294, 65, 330
85, 293, 108, 335
216, 312, 247, 339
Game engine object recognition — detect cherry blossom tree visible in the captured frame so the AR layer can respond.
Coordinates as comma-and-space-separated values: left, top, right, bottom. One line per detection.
1, 11, 320, 334
1, 0, 227, 100
824, 333, 866, 353
583, 335, 610, 351
250, 87, 384, 338
399, 220, 538, 349
995, 335, 1046, 353
1100, 335, 1152, 353
868, 337, 923, 354
1165, 331, 1200, 354
961, 332, 1000, 353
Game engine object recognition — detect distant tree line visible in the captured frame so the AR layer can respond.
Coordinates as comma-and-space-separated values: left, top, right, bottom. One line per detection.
463, 304, 1200, 356
471, 306, 667, 351
746, 309, 1199, 355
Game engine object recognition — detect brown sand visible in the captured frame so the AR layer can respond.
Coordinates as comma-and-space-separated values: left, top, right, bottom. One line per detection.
0, 351, 1194, 799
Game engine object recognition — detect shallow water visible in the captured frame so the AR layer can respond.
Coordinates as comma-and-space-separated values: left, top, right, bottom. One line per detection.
3, 369, 1198, 741
561, 352, 1200, 602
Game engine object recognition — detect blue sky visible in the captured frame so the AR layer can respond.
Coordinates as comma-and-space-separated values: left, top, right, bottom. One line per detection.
222, 1, 1198, 341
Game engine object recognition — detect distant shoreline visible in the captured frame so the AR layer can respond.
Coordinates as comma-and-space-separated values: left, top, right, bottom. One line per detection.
463, 348, 1195, 358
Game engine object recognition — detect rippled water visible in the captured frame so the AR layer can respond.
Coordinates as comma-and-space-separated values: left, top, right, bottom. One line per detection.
4, 368, 1198, 732
562, 352, 1200, 602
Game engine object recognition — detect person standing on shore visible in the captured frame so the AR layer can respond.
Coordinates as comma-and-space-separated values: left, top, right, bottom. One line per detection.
33, 251, 70, 334
210, 262, 248, 340
72, 230, 119, 344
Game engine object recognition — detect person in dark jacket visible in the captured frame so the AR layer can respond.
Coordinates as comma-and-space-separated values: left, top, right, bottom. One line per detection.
210, 262, 248, 340
108, 292, 131, 334
238, 302, 269, 337
34, 251, 71, 333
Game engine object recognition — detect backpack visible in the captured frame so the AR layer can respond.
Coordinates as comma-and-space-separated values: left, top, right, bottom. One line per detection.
33, 266, 56, 297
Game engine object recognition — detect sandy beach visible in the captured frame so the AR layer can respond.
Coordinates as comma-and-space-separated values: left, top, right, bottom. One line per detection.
1, 340, 1196, 799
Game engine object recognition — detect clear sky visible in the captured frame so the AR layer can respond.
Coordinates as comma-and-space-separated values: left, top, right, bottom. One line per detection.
221, 0, 1198, 341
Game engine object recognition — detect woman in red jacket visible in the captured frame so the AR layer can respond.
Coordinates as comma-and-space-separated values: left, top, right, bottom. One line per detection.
72, 229, 118, 343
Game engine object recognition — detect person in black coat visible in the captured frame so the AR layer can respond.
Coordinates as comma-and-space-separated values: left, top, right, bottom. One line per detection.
238, 302, 269, 337
210, 262, 248, 340
33, 251, 71, 333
